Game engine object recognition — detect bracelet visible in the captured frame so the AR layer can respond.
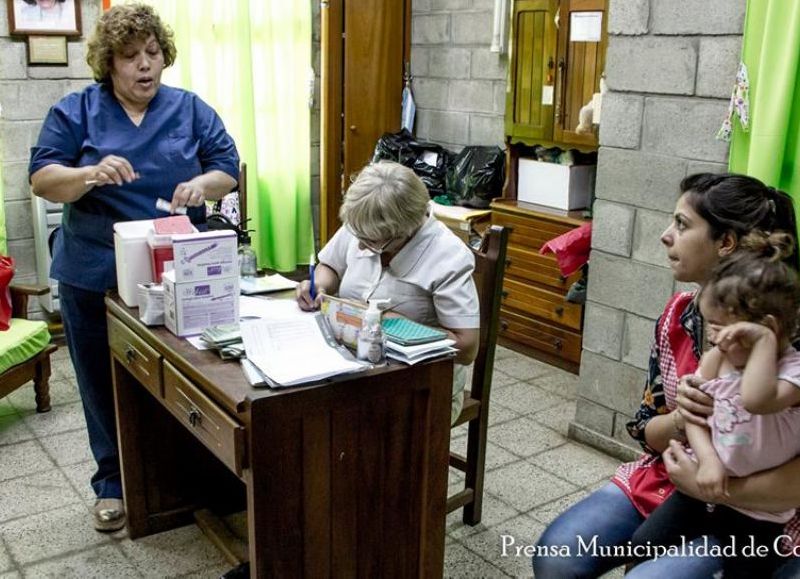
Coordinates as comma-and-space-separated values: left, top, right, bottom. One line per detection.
671, 410, 686, 436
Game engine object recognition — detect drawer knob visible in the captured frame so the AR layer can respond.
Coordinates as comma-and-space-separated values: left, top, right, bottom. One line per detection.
505, 258, 512, 269
554, 306, 564, 317
500, 320, 509, 332
553, 338, 564, 351
559, 275, 567, 283
188, 408, 202, 427
501, 290, 509, 299
124, 345, 136, 364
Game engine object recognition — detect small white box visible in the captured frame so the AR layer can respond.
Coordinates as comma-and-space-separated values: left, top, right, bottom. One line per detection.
517, 159, 596, 210
114, 219, 155, 307
171, 230, 238, 283
163, 270, 239, 337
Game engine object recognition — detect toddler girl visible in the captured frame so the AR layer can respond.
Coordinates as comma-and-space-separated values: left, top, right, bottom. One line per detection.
631, 231, 800, 578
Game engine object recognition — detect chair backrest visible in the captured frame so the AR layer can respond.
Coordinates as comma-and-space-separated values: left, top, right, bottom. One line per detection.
468, 225, 509, 404
238, 162, 248, 227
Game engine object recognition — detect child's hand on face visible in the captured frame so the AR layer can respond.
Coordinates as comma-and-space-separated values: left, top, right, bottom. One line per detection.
696, 459, 729, 503
715, 321, 776, 353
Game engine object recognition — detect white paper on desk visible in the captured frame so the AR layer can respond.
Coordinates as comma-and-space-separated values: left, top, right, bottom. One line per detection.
239, 296, 305, 321
186, 336, 211, 350
239, 274, 298, 295
385, 338, 457, 365
240, 316, 365, 386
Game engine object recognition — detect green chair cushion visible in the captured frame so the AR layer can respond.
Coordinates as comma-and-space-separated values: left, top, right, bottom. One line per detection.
0, 318, 51, 374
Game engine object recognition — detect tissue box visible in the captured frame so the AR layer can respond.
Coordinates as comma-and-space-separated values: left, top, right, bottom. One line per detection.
162, 270, 239, 337
171, 230, 238, 282
517, 159, 596, 211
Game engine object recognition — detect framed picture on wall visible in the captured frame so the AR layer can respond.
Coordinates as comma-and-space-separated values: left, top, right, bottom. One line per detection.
8, 0, 82, 36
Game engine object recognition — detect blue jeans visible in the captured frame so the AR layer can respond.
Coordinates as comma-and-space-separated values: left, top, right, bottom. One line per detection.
59, 282, 122, 499
533, 483, 726, 578
533, 483, 643, 578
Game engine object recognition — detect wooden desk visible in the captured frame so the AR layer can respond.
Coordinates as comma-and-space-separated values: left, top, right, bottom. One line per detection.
105, 294, 451, 578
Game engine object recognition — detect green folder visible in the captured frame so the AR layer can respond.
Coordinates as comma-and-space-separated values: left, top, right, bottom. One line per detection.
381, 318, 448, 346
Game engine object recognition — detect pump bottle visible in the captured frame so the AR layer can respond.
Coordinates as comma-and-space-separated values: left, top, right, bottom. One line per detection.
357, 299, 390, 363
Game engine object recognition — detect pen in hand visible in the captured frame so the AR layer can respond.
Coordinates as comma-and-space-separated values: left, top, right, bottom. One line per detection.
309, 255, 317, 302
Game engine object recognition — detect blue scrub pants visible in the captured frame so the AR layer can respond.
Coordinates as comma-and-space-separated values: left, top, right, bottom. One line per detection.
532, 482, 724, 578
59, 282, 122, 499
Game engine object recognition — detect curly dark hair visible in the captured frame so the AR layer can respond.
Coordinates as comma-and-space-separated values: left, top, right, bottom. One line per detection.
700, 231, 800, 339
86, 3, 176, 83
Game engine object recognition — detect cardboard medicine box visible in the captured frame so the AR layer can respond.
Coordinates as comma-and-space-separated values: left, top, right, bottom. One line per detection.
171, 230, 238, 283
517, 159, 596, 211
162, 269, 239, 337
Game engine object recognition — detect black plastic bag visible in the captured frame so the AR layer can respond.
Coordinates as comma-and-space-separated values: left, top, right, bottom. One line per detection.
446, 146, 505, 208
372, 129, 452, 198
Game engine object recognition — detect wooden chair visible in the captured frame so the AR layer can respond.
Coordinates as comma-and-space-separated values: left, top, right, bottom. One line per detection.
0, 284, 56, 412
446, 225, 509, 525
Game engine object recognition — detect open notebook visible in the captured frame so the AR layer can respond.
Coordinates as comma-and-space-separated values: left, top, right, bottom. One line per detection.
240, 312, 366, 387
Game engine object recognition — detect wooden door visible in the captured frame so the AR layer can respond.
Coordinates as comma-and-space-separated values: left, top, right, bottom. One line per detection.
553, 0, 608, 147
320, 0, 410, 243
505, 0, 559, 144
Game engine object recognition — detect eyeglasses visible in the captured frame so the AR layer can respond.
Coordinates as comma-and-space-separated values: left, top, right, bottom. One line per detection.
358, 237, 395, 255
347, 226, 395, 255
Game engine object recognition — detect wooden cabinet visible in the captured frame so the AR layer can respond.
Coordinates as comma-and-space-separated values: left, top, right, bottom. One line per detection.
491, 199, 589, 372
506, 0, 608, 150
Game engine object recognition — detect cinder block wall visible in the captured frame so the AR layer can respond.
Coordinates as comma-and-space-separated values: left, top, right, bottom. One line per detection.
0, 0, 99, 298
410, 0, 507, 150
571, 0, 745, 458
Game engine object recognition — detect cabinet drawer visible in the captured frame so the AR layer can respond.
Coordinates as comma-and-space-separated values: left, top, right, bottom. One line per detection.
107, 314, 162, 398
162, 361, 245, 475
502, 278, 583, 330
506, 246, 583, 292
499, 308, 583, 363
492, 211, 578, 253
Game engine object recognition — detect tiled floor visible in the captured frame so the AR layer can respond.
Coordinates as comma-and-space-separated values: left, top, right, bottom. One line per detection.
0, 345, 626, 578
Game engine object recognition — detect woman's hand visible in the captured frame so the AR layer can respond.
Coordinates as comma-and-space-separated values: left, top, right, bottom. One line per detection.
296, 280, 323, 311
696, 458, 729, 503
663, 440, 705, 499
88, 155, 138, 187
675, 374, 714, 427
171, 180, 207, 212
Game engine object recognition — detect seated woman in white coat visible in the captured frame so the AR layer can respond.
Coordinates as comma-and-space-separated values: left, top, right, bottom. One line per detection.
296, 161, 479, 423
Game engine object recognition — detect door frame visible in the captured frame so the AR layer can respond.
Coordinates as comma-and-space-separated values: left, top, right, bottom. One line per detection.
319, 0, 411, 244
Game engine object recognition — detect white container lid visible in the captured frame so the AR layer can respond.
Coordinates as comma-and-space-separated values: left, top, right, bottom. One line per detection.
113, 219, 154, 239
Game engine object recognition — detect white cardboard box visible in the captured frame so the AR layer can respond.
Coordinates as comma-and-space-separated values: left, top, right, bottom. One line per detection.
171, 230, 238, 283
517, 159, 596, 210
114, 219, 155, 307
163, 270, 239, 337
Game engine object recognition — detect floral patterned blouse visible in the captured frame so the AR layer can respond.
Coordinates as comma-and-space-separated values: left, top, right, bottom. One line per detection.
625, 292, 703, 454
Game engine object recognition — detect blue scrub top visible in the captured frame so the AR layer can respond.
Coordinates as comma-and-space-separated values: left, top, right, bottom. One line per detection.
29, 83, 240, 292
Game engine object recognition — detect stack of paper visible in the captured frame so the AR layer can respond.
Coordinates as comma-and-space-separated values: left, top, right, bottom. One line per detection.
239, 274, 298, 295
240, 314, 366, 387
385, 338, 457, 365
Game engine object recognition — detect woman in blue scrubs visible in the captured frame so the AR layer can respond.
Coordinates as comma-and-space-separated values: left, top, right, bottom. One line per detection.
29, 3, 239, 532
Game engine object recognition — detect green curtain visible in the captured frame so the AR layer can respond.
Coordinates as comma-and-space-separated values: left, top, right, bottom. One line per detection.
729, 0, 800, 230
124, 0, 313, 271
0, 163, 6, 255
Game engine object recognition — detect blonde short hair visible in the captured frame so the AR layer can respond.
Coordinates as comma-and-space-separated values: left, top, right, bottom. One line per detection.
340, 162, 430, 241
86, 3, 176, 84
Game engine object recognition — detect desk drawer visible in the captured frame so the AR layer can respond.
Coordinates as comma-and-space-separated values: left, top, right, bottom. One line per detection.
107, 314, 162, 397
163, 361, 245, 475
492, 211, 577, 253
506, 246, 583, 292
500, 308, 583, 363
502, 278, 583, 330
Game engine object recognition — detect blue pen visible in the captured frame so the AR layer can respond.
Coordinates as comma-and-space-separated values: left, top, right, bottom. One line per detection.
309, 252, 317, 301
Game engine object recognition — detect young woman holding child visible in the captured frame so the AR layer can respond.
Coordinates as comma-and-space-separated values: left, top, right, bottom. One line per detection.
532, 173, 800, 578
630, 231, 800, 578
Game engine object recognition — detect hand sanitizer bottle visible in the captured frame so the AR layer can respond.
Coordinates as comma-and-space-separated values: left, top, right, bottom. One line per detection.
238, 231, 257, 278
357, 299, 389, 363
